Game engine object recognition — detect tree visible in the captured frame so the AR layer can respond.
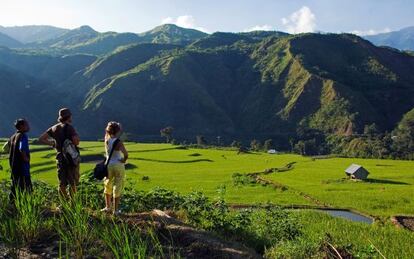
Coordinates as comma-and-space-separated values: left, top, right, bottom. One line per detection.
364, 123, 379, 138
250, 139, 261, 151
231, 140, 241, 148
289, 138, 295, 153
294, 140, 306, 155
391, 109, 414, 159
160, 126, 174, 143
196, 135, 206, 146
263, 139, 273, 151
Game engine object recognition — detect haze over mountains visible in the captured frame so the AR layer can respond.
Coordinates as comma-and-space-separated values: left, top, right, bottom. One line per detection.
365, 26, 414, 51
0, 24, 413, 145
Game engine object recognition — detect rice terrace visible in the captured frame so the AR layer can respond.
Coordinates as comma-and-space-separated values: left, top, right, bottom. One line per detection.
1, 140, 414, 257
1, 0, 414, 258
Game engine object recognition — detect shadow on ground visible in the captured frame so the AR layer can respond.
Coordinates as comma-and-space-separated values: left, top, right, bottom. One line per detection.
130, 158, 213, 163
365, 178, 410, 185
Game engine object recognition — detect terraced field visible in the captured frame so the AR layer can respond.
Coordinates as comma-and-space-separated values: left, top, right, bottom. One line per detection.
1, 141, 414, 218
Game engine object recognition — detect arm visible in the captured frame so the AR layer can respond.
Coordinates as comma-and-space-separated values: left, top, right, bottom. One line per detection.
39, 131, 55, 147
19, 136, 30, 162
118, 141, 128, 163
72, 134, 80, 146
21, 151, 30, 163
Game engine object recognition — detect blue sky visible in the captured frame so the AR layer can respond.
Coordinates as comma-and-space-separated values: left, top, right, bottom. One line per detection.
0, 0, 413, 35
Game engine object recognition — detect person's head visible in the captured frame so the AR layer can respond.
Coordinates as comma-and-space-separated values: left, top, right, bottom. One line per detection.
58, 108, 72, 124
105, 121, 122, 138
15, 118, 30, 132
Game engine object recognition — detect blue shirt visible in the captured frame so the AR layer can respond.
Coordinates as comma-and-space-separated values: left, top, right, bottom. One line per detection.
18, 133, 30, 176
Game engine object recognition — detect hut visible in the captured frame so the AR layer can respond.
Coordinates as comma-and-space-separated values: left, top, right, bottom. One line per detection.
345, 164, 369, 180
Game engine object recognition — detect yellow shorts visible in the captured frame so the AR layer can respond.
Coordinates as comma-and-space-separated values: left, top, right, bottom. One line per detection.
104, 163, 125, 198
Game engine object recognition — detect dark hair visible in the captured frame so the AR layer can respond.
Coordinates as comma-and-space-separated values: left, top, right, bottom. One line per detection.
14, 119, 27, 130
105, 121, 121, 136
58, 115, 71, 123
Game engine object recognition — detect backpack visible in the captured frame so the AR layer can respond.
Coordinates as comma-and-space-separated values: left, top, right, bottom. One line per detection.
93, 138, 120, 180
2, 140, 10, 154
62, 124, 81, 166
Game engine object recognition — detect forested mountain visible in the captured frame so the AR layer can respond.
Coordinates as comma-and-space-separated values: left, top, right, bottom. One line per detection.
0, 25, 68, 43
365, 26, 414, 51
0, 24, 413, 157
0, 24, 208, 55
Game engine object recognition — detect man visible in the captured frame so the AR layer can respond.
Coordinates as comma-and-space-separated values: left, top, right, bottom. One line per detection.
39, 108, 80, 198
9, 119, 32, 199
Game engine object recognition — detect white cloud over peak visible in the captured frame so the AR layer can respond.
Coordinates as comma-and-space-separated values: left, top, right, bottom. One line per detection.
244, 24, 273, 32
161, 15, 208, 33
282, 6, 316, 34
349, 27, 391, 36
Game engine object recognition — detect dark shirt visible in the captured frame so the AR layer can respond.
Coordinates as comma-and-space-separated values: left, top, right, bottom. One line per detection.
19, 133, 30, 176
9, 132, 30, 176
47, 123, 77, 155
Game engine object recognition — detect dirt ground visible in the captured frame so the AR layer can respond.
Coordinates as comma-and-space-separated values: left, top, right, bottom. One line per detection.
0, 209, 260, 259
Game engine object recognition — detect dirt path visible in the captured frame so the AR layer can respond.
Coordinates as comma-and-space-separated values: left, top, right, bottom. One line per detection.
391, 216, 414, 232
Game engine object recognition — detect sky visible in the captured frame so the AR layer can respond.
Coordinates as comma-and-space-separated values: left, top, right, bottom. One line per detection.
0, 0, 413, 35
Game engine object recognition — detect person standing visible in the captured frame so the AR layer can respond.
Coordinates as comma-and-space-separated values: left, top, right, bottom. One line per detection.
39, 108, 80, 199
9, 119, 32, 199
101, 122, 128, 215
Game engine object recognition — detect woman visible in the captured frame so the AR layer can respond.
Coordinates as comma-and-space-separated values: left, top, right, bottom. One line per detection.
101, 121, 128, 215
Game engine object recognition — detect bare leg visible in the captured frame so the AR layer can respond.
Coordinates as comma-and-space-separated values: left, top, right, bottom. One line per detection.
105, 194, 112, 209
114, 197, 121, 211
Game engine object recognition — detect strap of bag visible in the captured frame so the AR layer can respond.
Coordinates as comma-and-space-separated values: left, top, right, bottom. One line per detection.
63, 123, 70, 143
105, 138, 120, 167
10, 133, 22, 170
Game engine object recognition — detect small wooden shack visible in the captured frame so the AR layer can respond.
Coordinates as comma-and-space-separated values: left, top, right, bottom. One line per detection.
345, 164, 369, 180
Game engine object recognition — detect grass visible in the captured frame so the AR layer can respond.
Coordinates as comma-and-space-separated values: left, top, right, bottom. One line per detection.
1, 141, 312, 206
1, 141, 414, 218
268, 210, 414, 258
1, 141, 414, 257
262, 157, 414, 218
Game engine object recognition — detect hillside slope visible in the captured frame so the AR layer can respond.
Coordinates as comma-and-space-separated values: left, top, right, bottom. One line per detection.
0, 32, 22, 48
0, 29, 414, 143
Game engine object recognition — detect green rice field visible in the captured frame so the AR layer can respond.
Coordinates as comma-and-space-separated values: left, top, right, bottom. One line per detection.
1, 141, 414, 218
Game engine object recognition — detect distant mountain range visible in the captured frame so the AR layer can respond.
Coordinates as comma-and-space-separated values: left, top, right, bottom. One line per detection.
364, 26, 414, 51
0, 25, 69, 44
0, 24, 413, 144
0, 24, 207, 55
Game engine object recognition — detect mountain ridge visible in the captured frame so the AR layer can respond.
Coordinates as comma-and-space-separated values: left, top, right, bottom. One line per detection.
0, 26, 413, 156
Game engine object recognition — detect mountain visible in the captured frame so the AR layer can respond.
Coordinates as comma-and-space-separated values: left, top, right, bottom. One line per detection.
139, 24, 208, 44
77, 33, 414, 138
365, 26, 414, 51
0, 25, 413, 145
0, 25, 68, 43
0, 32, 22, 48
0, 64, 58, 135
33, 25, 100, 49
20, 24, 208, 55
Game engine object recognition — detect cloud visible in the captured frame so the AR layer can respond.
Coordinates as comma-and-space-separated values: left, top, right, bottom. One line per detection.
244, 24, 273, 32
282, 6, 316, 34
161, 15, 208, 33
349, 28, 391, 36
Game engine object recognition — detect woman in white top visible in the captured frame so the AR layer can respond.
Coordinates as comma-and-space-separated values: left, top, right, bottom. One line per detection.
101, 121, 128, 215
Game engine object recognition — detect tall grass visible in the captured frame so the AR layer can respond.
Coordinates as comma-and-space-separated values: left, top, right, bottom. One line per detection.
0, 188, 47, 245
13, 189, 47, 244
56, 194, 96, 258
99, 221, 151, 258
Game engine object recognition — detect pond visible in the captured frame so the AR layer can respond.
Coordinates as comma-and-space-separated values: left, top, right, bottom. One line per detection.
318, 209, 374, 224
